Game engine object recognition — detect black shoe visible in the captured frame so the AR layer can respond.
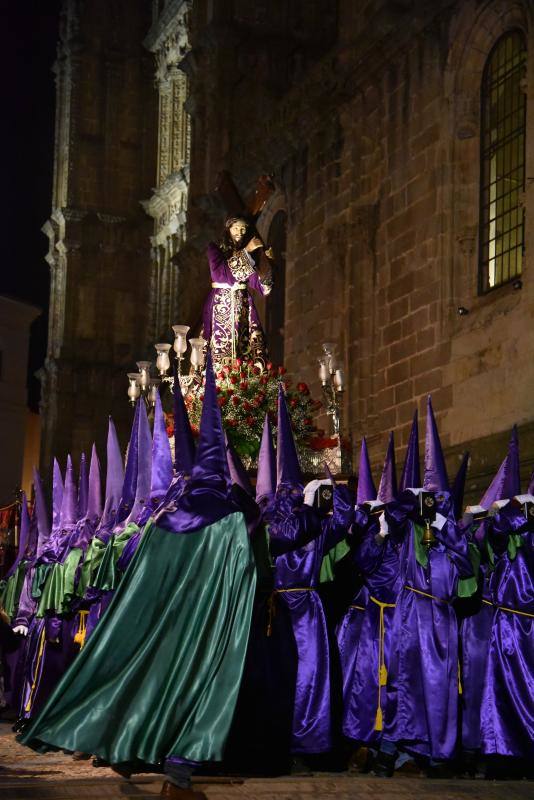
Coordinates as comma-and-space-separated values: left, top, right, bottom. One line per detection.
92, 756, 109, 768
12, 718, 26, 734
290, 756, 312, 775
371, 750, 396, 778
425, 761, 455, 779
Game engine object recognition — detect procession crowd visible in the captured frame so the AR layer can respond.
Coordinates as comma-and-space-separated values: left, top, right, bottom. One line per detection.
0, 357, 532, 798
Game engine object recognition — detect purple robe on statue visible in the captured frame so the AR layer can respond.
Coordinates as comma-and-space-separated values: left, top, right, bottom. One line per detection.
268, 486, 352, 754
201, 243, 271, 364
338, 510, 401, 745
480, 509, 534, 757
382, 492, 473, 760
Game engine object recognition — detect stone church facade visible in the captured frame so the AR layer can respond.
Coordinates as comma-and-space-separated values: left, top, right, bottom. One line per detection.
42, 0, 534, 500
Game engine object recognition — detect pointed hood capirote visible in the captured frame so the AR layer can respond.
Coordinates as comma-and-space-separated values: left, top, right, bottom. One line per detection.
189, 352, 231, 494
378, 432, 398, 503
125, 399, 152, 524
87, 444, 102, 521
173, 366, 196, 476
77, 452, 89, 518
33, 467, 51, 558
356, 437, 377, 505
99, 417, 125, 531
226, 437, 254, 497
116, 401, 141, 525
150, 391, 173, 503
60, 455, 79, 529
451, 452, 469, 520
156, 353, 234, 533
51, 458, 64, 533
256, 414, 276, 505
276, 382, 303, 490
480, 426, 521, 509
399, 410, 421, 492
423, 396, 449, 493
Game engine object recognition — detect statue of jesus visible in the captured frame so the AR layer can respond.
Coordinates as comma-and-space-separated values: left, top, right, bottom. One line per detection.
201, 216, 273, 366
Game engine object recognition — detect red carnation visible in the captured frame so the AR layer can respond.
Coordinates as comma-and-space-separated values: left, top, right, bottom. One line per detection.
231, 395, 240, 407
217, 371, 225, 380
240, 380, 249, 391
278, 366, 287, 375
266, 361, 273, 370
218, 396, 227, 407
226, 388, 234, 397
304, 417, 312, 426
234, 358, 242, 367
199, 394, 204, 402
216, 385, 221, 394
260, 376, 268, 385
229, 375, 238, 385
252, 366, 261, 376
227, 418, 238, 428
243, 401, 252, 412
246, 416, 255, 426
297, 382, 309, 395
290, 398, 298, 408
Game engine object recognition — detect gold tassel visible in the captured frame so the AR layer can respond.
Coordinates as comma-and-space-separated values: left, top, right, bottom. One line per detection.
379, 664, 388, 686
374, 706, 383, 731
74, 610, 89, 649
458, 660, 463, 695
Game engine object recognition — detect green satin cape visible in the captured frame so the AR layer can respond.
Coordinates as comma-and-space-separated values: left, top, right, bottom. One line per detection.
36, 549, 83, 616
21, 511, 256, 765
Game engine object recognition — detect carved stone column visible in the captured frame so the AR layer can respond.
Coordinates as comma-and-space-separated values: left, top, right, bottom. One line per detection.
143, 1, 192, 341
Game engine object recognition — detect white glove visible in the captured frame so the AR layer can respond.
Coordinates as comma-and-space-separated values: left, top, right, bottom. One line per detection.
13, 625, 29, 636
378, 511, 389, 538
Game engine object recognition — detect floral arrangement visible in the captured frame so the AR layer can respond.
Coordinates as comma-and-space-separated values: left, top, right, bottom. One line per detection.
166, 359, 322, 461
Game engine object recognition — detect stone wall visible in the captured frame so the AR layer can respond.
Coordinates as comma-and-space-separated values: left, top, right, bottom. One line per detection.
40, 0, 157, 473
183, 0, 534, 500
43, 0, 534, 502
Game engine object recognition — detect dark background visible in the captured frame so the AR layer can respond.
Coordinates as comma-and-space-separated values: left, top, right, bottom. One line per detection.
1, 1, 61, 411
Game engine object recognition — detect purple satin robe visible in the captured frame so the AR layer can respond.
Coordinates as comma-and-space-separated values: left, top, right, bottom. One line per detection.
382, 494, 473, 760
201, 243, 270, 364
338, 512, 401, 745
481, 511, 534, 757
268, 487, 352, 754
460, 537, 494, 753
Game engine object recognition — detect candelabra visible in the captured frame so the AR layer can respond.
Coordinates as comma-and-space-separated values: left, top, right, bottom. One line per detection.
127, 326, 206, 406
317, 342, 345, 436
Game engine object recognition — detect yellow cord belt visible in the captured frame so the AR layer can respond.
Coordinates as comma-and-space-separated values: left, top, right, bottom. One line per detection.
370, 595, 396, 731
404, 585, 464, 695
73, 610, 89, 649
266, 587, 315, 636
482, 597, 534, 618
24, 625, 46, 713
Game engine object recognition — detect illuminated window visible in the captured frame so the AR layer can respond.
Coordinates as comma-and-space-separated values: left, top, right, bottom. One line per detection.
479, 31, 527, 292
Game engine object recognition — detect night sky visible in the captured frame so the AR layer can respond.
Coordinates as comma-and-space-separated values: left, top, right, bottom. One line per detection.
1, 1, 61, 411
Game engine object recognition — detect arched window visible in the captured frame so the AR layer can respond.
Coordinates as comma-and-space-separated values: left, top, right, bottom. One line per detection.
479, 31, 527, 292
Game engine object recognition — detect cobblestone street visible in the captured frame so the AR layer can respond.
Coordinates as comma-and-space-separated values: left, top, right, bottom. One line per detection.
1, 722, 533, 800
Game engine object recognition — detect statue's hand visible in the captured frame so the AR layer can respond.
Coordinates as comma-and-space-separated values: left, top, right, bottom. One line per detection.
245, 237, 263, 252
13, 625, 29, 636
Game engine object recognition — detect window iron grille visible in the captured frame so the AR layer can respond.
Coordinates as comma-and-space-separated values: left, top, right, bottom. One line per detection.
479, 31, 527, 293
